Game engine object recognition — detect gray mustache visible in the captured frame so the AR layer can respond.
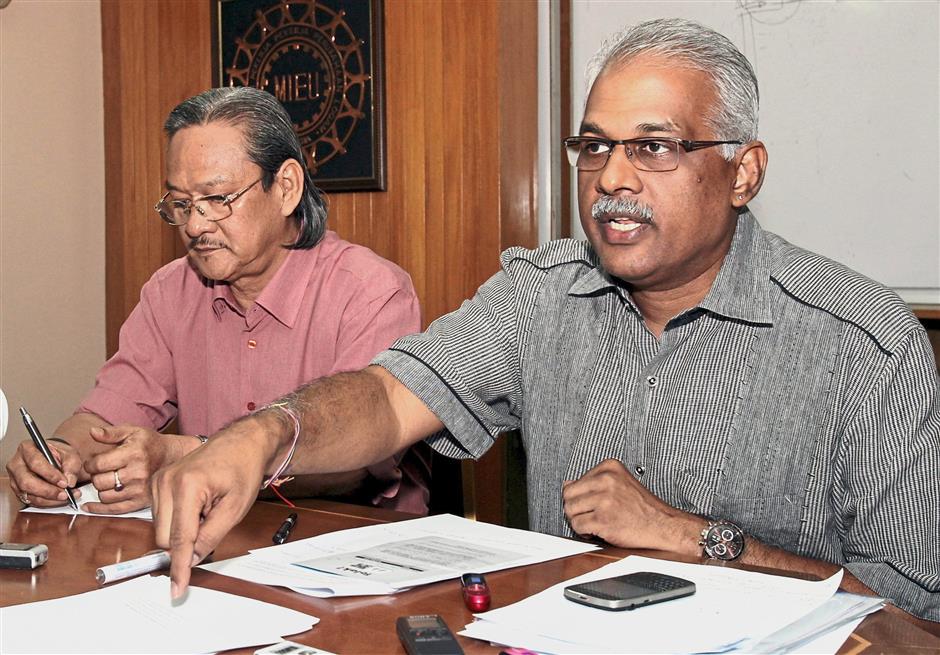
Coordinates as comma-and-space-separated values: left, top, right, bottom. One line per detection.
188, 237, 227, 250
591, 196, 654, 223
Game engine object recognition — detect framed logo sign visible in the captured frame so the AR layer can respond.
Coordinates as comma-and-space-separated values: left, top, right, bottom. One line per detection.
215, 0, 386, 192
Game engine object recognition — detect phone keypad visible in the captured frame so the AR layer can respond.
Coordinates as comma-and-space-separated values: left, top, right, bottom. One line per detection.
630, 572, 690, 591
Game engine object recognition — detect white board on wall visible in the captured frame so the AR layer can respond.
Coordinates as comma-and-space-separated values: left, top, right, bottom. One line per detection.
569, 1, 940, 304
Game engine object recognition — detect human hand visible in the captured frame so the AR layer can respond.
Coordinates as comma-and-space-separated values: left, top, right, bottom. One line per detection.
151, 417, 277, 599
82, 425, 186, 514
6, 438, 83, 507
562, 458, 702, 555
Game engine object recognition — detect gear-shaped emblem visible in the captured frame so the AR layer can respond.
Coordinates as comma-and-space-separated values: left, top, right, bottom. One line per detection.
224, 0, 370, 175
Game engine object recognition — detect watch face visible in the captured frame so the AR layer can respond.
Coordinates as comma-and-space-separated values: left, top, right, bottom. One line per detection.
704, 522, 745, 560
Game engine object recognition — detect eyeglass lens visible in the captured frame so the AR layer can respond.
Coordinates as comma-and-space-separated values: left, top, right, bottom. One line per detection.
565, 139, 681, 172
157, 196, 233, 226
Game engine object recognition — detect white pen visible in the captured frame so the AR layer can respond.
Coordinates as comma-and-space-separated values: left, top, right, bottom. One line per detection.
96, 550, 171, 585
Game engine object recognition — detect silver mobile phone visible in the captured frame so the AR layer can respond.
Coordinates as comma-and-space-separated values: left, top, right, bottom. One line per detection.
564, 571, 695, 611
0, 543, 49, 569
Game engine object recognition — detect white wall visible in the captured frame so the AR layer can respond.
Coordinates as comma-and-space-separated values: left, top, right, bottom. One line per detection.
568, 1, 940, 303
0, 0, 105, 463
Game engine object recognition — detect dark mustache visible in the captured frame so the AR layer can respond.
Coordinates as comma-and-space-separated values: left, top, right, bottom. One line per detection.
591, 195, 654, 223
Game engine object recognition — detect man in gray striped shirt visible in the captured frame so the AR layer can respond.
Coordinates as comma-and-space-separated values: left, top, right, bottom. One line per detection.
152, 19, 938, 621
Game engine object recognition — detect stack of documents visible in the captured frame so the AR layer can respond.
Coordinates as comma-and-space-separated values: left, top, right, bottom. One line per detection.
202, 513, 599, 597
0, 575, 317, 654
460, 555, 885, 654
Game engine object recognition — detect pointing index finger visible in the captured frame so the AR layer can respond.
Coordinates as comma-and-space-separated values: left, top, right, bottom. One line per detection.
166, 482, 202, 599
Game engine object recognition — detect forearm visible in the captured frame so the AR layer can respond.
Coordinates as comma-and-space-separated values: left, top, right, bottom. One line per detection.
244, 366, 439, 479
728, 532, 923, 620
258, 470, 369, 500
669, 514, 881, 598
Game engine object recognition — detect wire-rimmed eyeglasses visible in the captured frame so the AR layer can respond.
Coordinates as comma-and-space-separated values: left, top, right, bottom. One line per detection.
153, 177, 263, 226
563, 136, 742, 172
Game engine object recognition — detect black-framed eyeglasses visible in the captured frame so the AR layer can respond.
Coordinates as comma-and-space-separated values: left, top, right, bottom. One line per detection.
153, 177, 263, 226
563, 136, 742, 172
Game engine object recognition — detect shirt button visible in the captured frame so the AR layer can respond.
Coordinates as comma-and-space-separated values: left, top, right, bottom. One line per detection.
247, 402, 256, 411
635, 465, 646, 476
247, 339, 257, 349
646, 375, 658, 388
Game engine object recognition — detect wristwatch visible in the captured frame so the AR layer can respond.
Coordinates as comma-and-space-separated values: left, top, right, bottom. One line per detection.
700, 520, 745, 561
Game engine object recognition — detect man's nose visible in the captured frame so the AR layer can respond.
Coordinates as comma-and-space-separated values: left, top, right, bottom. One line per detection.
596, 144, 644, 196
183, 204, 216, 238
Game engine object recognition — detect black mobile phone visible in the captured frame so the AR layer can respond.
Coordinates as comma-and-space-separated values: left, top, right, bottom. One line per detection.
563, 571, 695, 611
395, 615, 464, 655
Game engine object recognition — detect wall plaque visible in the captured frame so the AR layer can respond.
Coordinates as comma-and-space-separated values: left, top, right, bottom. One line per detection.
215, 0, 386, 192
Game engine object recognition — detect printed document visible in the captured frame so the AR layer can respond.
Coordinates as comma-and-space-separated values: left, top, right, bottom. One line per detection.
202, 513, 599, 597
295, 535, 522, 586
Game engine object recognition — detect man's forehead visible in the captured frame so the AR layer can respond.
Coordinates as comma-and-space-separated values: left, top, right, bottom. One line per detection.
581, 57, 715, 135
165, 122, 251, 189
579, 119, 682, 136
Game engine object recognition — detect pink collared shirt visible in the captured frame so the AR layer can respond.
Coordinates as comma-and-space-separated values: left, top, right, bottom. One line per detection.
78, 231, 428, 513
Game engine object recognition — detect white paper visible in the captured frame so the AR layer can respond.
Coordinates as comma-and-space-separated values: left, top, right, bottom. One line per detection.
0, 575, 317, 654
783, 616, 866, 655
20, 482, 152, 520
204, 551, 398, 597
460, 555, 844, 654
201, 513, 599, 597
295, 535, 523, 586
745, 591, 886, 654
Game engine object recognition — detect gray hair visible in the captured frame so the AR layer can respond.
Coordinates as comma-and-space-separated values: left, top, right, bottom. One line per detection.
586, 18, 759, 160
163, 86, 327, 249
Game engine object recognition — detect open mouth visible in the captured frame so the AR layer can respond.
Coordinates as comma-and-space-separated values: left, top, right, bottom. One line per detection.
605, 219, 644, 233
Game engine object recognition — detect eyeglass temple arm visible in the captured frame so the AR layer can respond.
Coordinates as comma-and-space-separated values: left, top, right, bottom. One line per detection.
682, 139, 743, 151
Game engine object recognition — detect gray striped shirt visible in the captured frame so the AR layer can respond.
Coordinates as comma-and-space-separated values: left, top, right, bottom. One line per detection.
374, 212, 939, 620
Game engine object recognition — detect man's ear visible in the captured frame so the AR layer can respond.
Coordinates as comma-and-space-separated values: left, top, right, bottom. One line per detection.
275, 158, 304, 217
730, 141, 767, 209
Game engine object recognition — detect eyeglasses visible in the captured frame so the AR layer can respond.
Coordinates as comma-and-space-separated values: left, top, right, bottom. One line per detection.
563, 136, 742, 172
153, 177, 263, 226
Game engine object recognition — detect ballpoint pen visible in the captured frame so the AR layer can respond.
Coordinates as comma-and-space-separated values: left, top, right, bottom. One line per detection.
19, 406, 79, 510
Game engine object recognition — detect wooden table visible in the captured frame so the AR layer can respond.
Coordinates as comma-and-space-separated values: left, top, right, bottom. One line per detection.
1, 482, 937, 654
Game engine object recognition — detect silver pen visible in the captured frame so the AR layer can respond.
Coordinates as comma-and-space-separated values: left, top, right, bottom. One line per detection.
19, 406, 80, 510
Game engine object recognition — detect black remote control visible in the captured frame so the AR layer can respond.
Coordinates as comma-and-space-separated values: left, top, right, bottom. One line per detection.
395, 615, 464, 655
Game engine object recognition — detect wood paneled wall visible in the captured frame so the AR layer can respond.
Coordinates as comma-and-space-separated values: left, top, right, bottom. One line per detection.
101, 0, 214, 356
101, 0, 538, 525
326, 0, 538, 326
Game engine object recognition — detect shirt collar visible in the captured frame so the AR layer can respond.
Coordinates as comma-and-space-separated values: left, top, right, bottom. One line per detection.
210, 247, 315, 328
568, 249, 625, 298
697, 211, 773, 325
567, 212, 773, 325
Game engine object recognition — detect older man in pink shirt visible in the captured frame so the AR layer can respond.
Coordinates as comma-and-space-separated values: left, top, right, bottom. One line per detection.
7, 87, 428, 514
